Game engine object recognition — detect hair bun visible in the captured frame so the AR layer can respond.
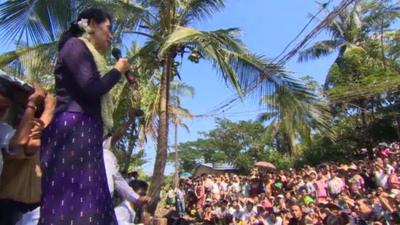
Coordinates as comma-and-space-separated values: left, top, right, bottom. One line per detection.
69, 22, 85, 37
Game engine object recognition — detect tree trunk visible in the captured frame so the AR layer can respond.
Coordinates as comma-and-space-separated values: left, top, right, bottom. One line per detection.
147, 55, 172, 214
123, 83, 141, 174
173, 119, 179, 188
360, 103, 373, 160
284, 132, 294, 156
123, 124, 136, 174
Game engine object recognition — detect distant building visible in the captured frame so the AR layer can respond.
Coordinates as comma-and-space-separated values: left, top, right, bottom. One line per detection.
192, 163, 239, 177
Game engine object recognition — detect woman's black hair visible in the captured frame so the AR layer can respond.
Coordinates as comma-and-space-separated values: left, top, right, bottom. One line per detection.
58, 8, 112, 50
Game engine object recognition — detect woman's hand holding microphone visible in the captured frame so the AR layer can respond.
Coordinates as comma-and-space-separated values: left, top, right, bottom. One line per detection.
114, 58, 131, 74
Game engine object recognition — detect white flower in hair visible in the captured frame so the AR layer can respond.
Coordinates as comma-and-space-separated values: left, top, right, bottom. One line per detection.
77, 18, 91, 35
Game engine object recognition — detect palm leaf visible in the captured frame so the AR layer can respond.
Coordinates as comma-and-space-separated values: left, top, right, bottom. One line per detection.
170, 81, 195, 98
179, 0, 225, 24
169, 104, 193, 120
256, 112, 278, 122
81, 0, 149, 24
159, 26, 281, 96
0, 43, 53, 67
298, 40, 343, 62
259, 77, 334, 147
0, 0, 73, 44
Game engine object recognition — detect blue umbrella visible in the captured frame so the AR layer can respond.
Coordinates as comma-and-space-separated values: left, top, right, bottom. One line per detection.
179, 172, 192, 178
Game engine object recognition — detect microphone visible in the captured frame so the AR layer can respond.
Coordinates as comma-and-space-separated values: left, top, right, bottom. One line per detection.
111, 48, 136, 84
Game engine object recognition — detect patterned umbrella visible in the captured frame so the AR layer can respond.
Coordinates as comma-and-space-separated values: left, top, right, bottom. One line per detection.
255, 161, 276, 170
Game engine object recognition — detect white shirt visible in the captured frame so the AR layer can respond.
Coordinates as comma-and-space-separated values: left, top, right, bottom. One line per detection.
386, 164, 395, 174
374, 169, 389, 189
103, 138, 140, 202
0, 122, 16, 177
306, 181, 316, 194
0, 122, 16, 153
219, 181, 228, 192
230, 182, 241, 193
328, 177, 345, 195
231, 209, 243, 220
16, 207, 40, 225
241, 207, 257, 221
266, 216, 283, 225
115, 200, 136, 225
212, 183, 220, 194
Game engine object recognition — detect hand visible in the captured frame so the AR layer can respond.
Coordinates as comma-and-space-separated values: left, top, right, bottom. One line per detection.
114, 58, 131, 74
136, 196, 151, 206
29, 119, 45, 139
27, 86, 46, 106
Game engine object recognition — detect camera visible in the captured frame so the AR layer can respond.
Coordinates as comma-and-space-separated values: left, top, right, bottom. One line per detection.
0, 72, 34, 103
0, 72, 43, 126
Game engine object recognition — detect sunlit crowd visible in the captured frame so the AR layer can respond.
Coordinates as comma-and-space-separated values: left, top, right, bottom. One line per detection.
166, 143, 400, 225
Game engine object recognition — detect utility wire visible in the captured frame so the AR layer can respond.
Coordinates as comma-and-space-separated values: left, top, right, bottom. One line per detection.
201, 0, 357, 118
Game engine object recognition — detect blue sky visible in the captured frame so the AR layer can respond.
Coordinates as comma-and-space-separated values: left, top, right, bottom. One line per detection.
0, 0, 341, 175
140, 0, 340, 175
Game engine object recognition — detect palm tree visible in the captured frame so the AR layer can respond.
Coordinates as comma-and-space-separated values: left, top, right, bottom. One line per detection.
257, 77, 333, 155
118, 0, 286, 212
0, 0, 145, 74
298, 1, 366, 89
297, 0, 400, 159
169, 94, 193, 188
0, 0, 285, 212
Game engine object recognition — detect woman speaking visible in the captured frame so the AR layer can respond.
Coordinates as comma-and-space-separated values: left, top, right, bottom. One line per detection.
39, 8, 130, 225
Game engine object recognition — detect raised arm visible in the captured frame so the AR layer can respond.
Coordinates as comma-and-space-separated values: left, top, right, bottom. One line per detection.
9, 86, 45, 155
24, 94, 56, 155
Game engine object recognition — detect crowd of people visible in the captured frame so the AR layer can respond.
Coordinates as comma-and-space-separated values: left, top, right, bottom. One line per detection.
166, 144, 400, 225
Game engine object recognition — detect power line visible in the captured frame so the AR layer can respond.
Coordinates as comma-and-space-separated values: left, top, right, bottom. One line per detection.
273, 0, 333, 62
201, 0, 357, 117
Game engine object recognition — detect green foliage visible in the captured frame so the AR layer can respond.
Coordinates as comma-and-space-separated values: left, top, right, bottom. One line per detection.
258, 76, 333, 155
113, 147, 148, 172
171, 118, 294, 174
296, 0, 400, 161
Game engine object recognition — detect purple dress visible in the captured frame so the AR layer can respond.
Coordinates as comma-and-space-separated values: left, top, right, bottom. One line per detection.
39, 38, 121, 225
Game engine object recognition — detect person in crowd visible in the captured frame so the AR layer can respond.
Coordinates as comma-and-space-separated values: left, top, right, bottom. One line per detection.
162, 142, 400, 225
287, 204, 305, 225
127, 171, 139, 183
175, 182, 186, 217
166, 186, 176, 209
0, 82, 55, 225
114, 180, 151, 225
328, 170, 346, 198
103, 110, 150, 205
195, 179, 206, 209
